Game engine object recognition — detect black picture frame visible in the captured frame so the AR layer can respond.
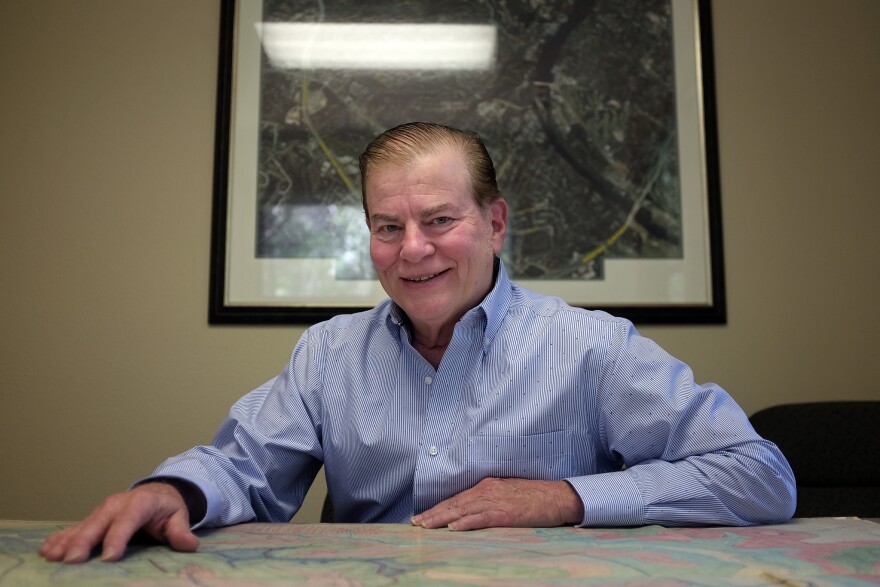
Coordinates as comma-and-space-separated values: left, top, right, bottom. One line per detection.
209, 0, 725, 325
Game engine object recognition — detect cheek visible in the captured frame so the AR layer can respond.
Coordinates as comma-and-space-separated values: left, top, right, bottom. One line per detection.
369, 239, 395, 270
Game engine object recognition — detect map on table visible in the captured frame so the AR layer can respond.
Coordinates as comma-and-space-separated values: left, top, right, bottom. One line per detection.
2, 518, 879, 586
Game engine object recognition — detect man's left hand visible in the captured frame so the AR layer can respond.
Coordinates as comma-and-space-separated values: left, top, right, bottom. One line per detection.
411, 478, 584, 531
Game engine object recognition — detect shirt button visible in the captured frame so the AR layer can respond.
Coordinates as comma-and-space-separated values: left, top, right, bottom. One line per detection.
424, 376, 433, 385
429, 445, 438, 456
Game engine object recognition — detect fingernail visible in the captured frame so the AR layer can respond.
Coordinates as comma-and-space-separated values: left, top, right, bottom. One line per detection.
63, 548, 84, 564
101, 547, 118, 562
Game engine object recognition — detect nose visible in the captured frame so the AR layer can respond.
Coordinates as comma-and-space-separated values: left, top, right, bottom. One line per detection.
399, 224, 434, 262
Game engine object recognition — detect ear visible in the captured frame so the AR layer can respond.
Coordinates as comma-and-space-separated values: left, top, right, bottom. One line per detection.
487, 197, 508, 254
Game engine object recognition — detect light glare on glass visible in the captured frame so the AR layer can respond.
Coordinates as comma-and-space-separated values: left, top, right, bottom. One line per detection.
257, 23, 497, 71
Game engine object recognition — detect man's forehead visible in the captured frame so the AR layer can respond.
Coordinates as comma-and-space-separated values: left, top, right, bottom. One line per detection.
366, 160, 473, 199
376, 149, 465, 178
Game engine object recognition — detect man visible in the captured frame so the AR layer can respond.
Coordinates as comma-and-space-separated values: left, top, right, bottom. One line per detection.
41, 122, 796, 564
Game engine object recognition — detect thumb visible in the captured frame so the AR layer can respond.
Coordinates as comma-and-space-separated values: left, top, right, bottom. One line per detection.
162, 511, 200, 553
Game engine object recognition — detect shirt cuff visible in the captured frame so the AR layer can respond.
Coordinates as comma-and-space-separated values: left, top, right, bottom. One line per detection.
565, 471, 646, 527
131, 475, 224, 530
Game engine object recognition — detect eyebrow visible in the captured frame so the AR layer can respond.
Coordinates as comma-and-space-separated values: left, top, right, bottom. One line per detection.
369, 212, 399, 224
418, 204, 455, 218
369, 204, 456, 225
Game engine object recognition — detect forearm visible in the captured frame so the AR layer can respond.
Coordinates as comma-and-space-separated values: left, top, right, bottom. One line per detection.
590, 322, 796, 527
141, 370, 324, 528
145, 440, 320, 528
567, 440, 796, 527
137, 449, 254, 528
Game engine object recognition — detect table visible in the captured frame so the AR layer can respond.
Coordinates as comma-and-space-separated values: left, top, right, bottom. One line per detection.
2, 518, 879, 586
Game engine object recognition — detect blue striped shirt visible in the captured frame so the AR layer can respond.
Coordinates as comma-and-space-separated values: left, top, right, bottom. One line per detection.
150, 262, 795, 528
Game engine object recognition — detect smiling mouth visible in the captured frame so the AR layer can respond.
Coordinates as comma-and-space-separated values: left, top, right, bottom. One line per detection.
403, 269, 448, 283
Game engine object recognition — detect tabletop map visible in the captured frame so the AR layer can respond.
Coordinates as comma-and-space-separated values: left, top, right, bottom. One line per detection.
2, 518, 879, 586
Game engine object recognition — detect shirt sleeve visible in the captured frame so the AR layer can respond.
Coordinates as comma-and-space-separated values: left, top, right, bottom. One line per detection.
566, 320, 796, 527
141, 331, 326, 528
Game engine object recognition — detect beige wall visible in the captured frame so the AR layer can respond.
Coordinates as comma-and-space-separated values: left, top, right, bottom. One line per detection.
1, 1, 878, 524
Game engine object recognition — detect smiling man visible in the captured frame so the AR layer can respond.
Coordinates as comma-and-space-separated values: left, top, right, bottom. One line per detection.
41, 122, 796, 564
364, 139, 507, 369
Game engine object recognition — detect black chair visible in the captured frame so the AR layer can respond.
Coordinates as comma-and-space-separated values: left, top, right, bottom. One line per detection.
321, 494, 335, 523
749, 401, 880, 518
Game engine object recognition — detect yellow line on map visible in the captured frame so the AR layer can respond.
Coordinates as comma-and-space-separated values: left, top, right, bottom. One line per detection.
301, 79, 354, 192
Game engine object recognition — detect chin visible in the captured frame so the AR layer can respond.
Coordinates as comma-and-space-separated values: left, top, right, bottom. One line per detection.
400, 299, 453, 322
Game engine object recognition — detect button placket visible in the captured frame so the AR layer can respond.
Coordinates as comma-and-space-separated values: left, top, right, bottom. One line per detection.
423, 374, 438, 455
412, 326, 483, 512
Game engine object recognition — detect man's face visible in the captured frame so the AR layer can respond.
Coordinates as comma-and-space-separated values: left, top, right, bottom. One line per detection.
365, 148, 507, 335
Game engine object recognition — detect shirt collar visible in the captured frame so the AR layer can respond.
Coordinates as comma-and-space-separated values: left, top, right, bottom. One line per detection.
385, 258, 512, 355
476, 258, 512, 353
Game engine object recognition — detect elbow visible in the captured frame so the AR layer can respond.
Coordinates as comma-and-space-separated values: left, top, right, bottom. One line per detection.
718, 441, 797, 525
769, 444, 798, 522
775, 464, 798, 522
747, 446, 798, 524
763, 473, 797, 523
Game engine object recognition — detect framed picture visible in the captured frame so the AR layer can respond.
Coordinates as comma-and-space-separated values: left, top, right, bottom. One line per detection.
209, 0, 725, 325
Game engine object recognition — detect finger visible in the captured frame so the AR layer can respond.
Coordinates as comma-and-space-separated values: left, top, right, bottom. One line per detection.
58, 493, 145, 564
39, 527, 76, 561
413, 498, 475, 529
99, 493, 170, 562
39, 527, 66, 556
99, 518, 143, 562
162, 510, 200, 553
414, 484, 479, 524
59, 516, 116, 564
448, 510, 502, 531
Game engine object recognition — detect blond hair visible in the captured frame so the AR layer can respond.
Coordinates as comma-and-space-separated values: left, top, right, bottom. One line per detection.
358, 122, 501, 215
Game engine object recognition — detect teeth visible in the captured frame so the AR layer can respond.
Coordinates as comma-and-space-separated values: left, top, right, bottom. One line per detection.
408, 273, 438, 282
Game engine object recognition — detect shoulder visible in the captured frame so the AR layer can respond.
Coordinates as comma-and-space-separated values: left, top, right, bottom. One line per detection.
300, 299, 396, 350
506, 281, 630, 334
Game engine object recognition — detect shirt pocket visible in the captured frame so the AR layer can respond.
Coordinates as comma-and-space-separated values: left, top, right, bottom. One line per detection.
466, 430, 571, 482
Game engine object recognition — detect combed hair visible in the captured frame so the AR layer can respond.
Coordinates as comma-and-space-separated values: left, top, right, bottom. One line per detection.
358, 122, 501, 215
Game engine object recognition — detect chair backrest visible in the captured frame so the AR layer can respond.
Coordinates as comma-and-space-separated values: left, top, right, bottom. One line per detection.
321, 493, 335, 523
749, 401, 880, 518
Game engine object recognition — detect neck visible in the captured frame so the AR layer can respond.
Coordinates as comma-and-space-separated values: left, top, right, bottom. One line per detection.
413, 339, 446, 370
411, 326, 453, 370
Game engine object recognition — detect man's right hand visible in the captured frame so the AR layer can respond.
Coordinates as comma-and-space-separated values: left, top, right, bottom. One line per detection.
38, 482, 200, 563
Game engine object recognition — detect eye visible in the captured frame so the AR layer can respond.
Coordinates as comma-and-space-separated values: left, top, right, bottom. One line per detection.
371, 223, 401, 241
432, 216, 451, 225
